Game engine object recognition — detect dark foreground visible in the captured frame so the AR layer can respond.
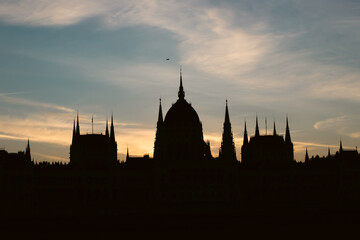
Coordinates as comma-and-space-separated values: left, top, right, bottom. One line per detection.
2, 211, 360, 238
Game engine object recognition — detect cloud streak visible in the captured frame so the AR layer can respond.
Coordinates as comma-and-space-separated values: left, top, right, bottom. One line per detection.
314, 116, 347, 130
0, 93, 74, 113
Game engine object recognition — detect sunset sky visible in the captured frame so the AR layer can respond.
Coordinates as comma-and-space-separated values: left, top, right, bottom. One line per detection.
0, 0, 359, 162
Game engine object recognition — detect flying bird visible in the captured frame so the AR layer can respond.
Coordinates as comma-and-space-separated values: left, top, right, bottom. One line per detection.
166, 58, 170, 61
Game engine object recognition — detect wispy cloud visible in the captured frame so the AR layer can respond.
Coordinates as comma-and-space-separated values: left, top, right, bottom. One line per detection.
314, 116, 347, 130
313, 115, 360, 140
0, 114, 72, 146
0, 1, 277, 79
294, 141, 340, 150
0, 0, 108, 26
0, 93, 74, 113
349, 132, 360, 139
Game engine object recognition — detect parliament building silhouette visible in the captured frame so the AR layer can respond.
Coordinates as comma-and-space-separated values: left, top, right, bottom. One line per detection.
1, 71, 360, 229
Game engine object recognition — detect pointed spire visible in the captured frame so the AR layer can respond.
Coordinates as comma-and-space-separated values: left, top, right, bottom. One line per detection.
243, 120, 248, 145
219, 100, 236, 162
224, 99, 230, 124
72, 118, 76, 139
340, 139, 343, 152
273, 121, 277, 135
76, 112, 80, 135
110, 113, 115, 142
285, 116, 291, 143
25, 138, 31, 162
105, 116, 109, 137
157, 98, 163, 124
26, 138, 30, 153
178, 66, 185, 100
154, 98, 164, 160
328, 147, 331, 158
305, 147, 309, 163
255, 115, 260, 137
126, 146, 129, 162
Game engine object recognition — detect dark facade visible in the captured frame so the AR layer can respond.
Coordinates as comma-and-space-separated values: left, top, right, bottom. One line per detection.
241, 117, 294, 167
70, 114, 118, 168
305, 140, 360, 167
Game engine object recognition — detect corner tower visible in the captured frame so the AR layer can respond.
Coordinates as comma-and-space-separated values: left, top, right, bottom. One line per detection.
219, 100, 237, 163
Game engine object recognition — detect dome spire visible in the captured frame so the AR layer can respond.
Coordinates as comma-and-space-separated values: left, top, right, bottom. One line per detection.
178, 66, 185, 100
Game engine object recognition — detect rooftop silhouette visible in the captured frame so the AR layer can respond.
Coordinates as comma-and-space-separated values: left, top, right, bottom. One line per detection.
1, 71, 360, 230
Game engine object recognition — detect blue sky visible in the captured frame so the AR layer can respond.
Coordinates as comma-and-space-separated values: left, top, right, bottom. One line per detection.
0, 0, 360, 162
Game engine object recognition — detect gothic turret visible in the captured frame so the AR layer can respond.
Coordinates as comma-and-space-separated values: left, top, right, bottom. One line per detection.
285, 116, 294, 161
72, 118, 76, 141
255, 115, 260, 137
110, 114, 115, 142
305, 147, 309, 163
340, 139, 343, 152
154, 98, 164, 160
219, 100, 237, 162
25, 138, 31, 162
243, 121, 249, 145
273, 121, 277, 136
285, 116, 291, 143
157, 98, 163, 125
243, 121, 248, 146
76, 112, 80, 135
105, 117, 109, 138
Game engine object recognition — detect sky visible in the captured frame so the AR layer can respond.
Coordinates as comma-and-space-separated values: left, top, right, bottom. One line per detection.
0, 0, 360, 163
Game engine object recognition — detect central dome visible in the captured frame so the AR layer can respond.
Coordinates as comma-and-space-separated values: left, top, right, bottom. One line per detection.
163, 70, 201, 127
164, 99, 201, 127
154, 69, 206, 165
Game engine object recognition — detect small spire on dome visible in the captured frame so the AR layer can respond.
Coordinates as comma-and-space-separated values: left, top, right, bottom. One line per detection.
178, 65, 185, 100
